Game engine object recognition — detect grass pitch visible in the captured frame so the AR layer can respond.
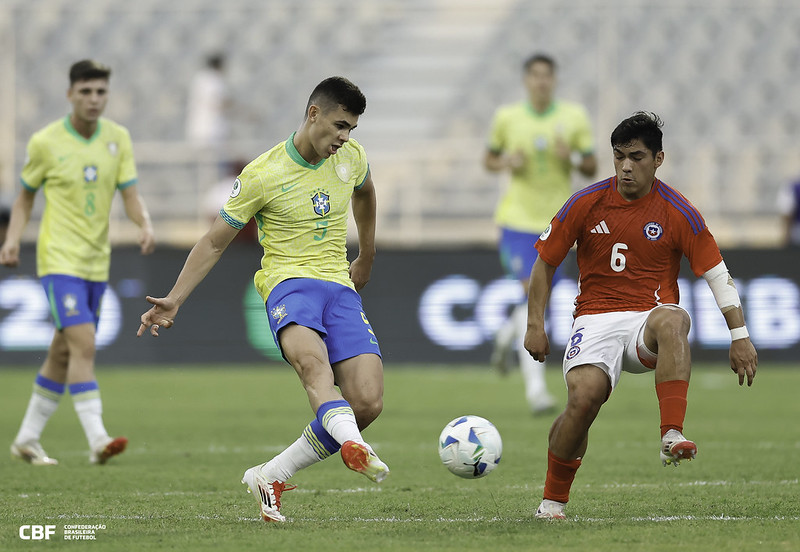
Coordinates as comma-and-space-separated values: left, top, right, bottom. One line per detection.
1, 363, 798, 551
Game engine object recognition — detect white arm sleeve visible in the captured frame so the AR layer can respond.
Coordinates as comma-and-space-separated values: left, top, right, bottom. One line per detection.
701, 260, 741, 313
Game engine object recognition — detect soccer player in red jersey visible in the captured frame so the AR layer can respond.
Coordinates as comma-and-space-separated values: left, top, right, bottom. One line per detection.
524, 112, 758, 520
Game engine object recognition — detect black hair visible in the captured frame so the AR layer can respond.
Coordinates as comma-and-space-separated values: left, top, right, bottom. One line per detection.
305, 76, 366, 117
523, 53, 557, 73
610, 111, 664, 156
69, 59, 111, 85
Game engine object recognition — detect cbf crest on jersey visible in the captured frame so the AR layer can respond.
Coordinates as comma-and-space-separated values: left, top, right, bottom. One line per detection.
643, 221, 664, 241
83, 166, 98, 182
312, 190, 331, 217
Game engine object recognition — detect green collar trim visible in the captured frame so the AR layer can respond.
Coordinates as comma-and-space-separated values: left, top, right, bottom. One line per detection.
526, 101, 557, 117
63, 115, 101, 143
285, 132, 326, 170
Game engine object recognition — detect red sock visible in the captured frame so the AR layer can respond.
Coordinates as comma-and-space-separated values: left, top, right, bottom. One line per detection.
656, 379, 689, 437
542, 449, 582, 504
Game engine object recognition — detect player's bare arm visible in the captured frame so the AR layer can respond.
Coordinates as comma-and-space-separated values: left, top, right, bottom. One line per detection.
120, 185, 155, 255
701, 260, 758, 386
349, 172, 376, 291
137, 216, 239, 337
524, 256, 557, 362
0, 188, 36, 267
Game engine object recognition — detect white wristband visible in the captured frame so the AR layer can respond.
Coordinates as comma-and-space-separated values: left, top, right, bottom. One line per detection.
730, 327, 749, 341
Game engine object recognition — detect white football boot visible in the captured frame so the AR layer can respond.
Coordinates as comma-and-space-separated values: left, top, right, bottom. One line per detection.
11, 441, 58, 466
242, 463, 296, 522
660, 429, 697, 466
535, 499, 567, 520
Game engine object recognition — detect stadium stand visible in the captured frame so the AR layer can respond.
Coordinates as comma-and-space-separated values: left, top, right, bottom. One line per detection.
1, 0, 798, 247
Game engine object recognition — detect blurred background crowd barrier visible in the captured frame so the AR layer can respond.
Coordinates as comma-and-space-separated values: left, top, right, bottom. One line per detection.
2, 246, 797, 364
1, 0, 798, 249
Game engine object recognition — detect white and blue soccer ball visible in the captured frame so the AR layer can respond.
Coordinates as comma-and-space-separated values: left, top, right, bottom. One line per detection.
438, 415, 502, 479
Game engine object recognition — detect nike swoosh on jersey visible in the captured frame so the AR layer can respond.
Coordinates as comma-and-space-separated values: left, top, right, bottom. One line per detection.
281, 183, 299, 192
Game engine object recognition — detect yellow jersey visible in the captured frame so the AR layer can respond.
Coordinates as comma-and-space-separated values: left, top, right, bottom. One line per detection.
21, 116, 138, 281
220, 133, 369, 301
488, 100, 594, 233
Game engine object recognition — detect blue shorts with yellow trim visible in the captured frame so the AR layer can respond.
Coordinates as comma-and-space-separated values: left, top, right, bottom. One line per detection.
41, 274, 106, 330
266, 278, 381, 364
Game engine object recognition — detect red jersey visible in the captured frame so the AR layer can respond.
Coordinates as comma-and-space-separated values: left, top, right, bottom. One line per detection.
536, 177, 723, 316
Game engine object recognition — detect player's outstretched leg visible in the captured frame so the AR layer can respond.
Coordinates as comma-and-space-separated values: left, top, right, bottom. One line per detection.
316, 399, 390, 482
241, 463, 297, 523
660, 429, 697, 467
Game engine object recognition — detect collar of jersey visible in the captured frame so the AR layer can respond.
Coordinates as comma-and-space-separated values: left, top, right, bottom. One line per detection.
285, 132, 326, 170
525, 101, 556, 117
63, 115, 102, 144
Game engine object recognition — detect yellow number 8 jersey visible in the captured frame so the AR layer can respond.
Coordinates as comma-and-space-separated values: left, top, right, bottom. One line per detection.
21, 116, 138, 281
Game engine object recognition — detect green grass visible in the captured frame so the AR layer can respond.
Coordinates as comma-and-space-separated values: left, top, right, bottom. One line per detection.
1, 364, 799, 551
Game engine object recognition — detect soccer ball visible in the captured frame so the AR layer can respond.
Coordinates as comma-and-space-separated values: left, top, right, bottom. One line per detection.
438, 415, 502, 479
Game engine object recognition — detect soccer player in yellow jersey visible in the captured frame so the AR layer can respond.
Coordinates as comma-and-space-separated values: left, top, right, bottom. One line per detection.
1, 60, 155, 465
138, 77, 388, 522
484, 53, 597, 414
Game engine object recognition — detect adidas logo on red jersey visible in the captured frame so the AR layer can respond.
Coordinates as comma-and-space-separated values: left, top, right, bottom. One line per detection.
590, 220, 610, 234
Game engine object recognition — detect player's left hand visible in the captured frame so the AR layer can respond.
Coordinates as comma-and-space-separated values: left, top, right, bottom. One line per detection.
139, 226, 156, 255
349, 255, 373, 291
729, 337, 757, 387
137, 295, 178, 337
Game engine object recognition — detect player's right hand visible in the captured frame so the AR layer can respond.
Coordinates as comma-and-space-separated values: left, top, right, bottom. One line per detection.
137, 295, 179, 337
0, 242, 20, 267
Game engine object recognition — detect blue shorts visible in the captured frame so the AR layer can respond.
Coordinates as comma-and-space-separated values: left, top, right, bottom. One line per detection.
40, 274, 107, 330
499, 227, 541, 282
266, 278, 381, 364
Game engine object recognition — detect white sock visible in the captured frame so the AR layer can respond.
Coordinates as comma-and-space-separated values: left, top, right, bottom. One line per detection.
263, 437, 321, 481
514, 303, 551, 405
73, 397, 110, 451
15, 392, 61, 445
317, 400, 364, 446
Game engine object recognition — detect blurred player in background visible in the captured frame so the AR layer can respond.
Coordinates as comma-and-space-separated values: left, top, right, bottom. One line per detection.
525, 112, 758, 520
185, 52, 231, 149
484, 53, 597, 414
777, 177, 800, 247
138, 76, 389, 522
1, 60, 155, 466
